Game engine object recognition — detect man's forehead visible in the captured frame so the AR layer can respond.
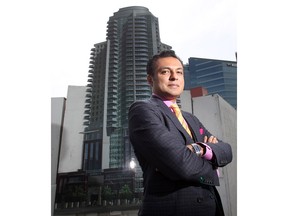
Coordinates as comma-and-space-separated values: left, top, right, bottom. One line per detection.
156, 57, 183, 69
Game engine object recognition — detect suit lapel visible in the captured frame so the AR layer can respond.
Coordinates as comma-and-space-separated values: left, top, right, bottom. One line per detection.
183, 112, 201, 142
150, 97, 194, 143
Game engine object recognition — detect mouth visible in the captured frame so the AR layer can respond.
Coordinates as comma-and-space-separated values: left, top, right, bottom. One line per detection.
168, 84, 179, 88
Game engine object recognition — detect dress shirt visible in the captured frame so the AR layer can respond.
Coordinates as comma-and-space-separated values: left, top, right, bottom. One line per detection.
152, 94, 213, 161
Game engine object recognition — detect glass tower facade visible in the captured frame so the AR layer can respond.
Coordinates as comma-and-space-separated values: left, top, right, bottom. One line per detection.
186, 57, 237, 109
83, 42, 107, 171
83, 6, 171, 172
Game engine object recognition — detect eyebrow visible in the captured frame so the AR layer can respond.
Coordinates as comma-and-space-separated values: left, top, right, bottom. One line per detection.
159, 66, 183, 70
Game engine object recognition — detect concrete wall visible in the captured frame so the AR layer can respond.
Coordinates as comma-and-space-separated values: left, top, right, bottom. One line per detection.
51, 97, 66, 215
58, 86, 86, 173
191, 94, 237, 216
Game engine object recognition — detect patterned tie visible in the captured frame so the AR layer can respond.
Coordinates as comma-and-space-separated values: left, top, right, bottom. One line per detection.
170, 103, 192, 138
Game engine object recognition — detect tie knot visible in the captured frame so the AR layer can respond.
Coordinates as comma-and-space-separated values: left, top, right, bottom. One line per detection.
170, 103, 181, 115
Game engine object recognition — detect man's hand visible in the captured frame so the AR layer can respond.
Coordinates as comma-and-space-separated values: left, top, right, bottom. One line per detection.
204, 135, 218, 144
186, 144, 204, 156
186, 135, 218, 156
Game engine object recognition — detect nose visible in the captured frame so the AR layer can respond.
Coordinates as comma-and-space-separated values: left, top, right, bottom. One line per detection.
169, 71, 178, 81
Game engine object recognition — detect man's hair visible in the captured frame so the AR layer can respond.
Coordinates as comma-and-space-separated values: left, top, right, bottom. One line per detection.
146, 50, 184, 76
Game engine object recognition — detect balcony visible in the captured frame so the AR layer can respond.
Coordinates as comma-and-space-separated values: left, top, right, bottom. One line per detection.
108, 111, 117, 117
107, 105, 117, 110
84, 110, 90, 114
85, 104, 91, 109
107, 117, 117, 122
83, 115, 90, 120
83, 122, 89, 126
85, 98, 91, 103
109, 94, 117, 99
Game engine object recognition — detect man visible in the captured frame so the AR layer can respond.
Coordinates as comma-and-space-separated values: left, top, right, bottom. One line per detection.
128, 50, 233, 216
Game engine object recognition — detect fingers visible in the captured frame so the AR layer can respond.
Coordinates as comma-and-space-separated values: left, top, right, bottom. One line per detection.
186, 144, 193, 151
204, 136, 208, 143
207, 136, 218, 144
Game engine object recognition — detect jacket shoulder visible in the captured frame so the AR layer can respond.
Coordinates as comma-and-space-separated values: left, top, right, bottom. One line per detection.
129, 98, 160, 110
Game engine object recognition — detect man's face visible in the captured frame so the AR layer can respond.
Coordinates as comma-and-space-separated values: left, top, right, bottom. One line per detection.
148, 57, 184, 101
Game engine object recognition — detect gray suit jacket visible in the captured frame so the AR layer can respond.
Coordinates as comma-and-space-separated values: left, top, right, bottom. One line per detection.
128, 96, 233, 216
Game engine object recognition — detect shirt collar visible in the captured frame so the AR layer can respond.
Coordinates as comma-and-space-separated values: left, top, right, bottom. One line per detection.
152, 93, 176, 108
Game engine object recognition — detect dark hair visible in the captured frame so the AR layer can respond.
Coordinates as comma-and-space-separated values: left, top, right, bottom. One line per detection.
146, 50, 184, 76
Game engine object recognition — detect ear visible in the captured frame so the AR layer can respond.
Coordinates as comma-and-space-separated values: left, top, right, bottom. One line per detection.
147, 75, 153, 87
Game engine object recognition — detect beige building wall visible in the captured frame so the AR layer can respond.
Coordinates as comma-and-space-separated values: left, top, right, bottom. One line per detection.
180, 92, 237, 216
58, 86, 86, 173
51, 97, 66, 215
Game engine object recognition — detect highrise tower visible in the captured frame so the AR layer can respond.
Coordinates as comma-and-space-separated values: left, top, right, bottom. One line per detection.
83, 6, 171, 172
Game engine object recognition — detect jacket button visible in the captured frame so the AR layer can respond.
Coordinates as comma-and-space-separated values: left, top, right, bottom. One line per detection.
197, 197, 203, 203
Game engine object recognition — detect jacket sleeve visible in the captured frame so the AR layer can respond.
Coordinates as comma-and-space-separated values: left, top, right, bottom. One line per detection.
189, 115, 233, 168
128, 101, 223, 185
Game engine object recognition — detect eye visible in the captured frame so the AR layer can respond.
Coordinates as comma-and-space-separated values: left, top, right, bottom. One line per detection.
160, 69, 171, 74
177, 70, 183, 75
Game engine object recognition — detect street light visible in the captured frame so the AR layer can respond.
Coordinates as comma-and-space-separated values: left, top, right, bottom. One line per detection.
129, 158, 136, 169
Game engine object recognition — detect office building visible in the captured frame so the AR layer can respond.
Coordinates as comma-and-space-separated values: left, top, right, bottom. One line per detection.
185, 57, 237, 109
83, 6, 171, 172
